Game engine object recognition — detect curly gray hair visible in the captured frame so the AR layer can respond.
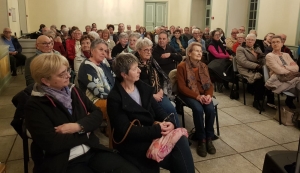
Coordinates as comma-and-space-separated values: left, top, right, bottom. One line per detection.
113, 53, 139, 81
135, 38, 153, 51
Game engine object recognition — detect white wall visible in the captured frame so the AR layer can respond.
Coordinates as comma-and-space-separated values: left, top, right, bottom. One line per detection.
225, 0, 248, 37
210, 0, 228, 32
190, 0, 206, 29
7, 0, 21, 37
256, 0, 300, 46
25, 0, 192, 32
0, 0, 9, 31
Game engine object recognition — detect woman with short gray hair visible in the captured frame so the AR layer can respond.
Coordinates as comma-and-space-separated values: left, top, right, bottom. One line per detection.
111, 32, 128, 57
132, 38, 180, 127
107, 53, 195, 173
122, 32, 141, 53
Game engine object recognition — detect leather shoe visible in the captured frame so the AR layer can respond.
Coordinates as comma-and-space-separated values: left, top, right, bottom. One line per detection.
197, 141, 207, 157
206, 139, 216, 154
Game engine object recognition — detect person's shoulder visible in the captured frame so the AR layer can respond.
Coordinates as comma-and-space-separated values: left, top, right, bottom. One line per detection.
177, 61, 186, 68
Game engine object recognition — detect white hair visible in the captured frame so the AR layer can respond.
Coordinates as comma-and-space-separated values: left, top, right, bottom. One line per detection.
192, 28, 200, 34
119, 32, 129, 40
136, 38, 153, 50
88, 31, 100, 40
246, 33, 256, 40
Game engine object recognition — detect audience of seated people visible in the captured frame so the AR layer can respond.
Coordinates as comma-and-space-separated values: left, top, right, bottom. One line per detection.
170, 29, 188, 56
177, 42, 216, 157
265, 35, 300, 109
25, 35, 61, 86
6, 21, 299, 173
1, 27, 27, 76
236, 33, 275, 111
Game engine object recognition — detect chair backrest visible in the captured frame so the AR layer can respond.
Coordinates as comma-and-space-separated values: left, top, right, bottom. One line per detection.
232, 56, 238, 72
263, 65, 270, 82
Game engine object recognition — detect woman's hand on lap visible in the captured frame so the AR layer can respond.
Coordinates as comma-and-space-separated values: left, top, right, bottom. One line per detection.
55, 123, 81, 134
160, 122, 174, 136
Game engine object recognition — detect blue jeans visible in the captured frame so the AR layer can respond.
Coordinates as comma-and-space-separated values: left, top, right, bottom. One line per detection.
159, 136, 195, 173
158, 95, 180, 127
180, 96, 215, 140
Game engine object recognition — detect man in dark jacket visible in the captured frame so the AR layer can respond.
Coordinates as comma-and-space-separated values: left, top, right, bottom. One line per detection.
152, 32, 182, 75
2, 27, 27, 76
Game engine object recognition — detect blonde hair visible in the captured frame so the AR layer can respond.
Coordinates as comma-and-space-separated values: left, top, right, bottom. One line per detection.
30, 53, 69, 85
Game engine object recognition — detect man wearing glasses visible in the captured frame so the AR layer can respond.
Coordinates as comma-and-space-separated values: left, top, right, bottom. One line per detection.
225, 28, 238, 51
188, 28, 206, 52
25, 35, 60, 86
2, 27, 27, 76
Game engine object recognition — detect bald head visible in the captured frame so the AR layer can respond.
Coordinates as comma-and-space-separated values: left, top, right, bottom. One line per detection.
279, 34, 287, 44
36, 35, 53, 53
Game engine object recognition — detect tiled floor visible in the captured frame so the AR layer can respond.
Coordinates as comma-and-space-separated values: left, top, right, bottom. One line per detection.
0, 74, 299, 173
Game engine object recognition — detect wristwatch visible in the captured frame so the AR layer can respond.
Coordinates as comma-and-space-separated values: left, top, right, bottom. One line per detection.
78, 123, 85, 134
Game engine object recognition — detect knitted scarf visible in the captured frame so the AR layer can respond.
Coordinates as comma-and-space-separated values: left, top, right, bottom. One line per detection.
185, 57, 211, 92
40, 85, 72, 110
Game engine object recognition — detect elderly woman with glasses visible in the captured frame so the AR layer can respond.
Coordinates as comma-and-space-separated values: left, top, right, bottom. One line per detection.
25, 53, 139, 173
236, 33, 274, 110
107, 53, 194, 173
132, 38, 180, 126
177, 42, 216, 157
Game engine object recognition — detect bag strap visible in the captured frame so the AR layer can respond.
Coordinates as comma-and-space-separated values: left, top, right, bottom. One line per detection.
112, 119, 141, 144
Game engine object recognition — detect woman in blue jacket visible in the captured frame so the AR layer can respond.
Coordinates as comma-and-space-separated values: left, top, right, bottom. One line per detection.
170, 29, 188, 56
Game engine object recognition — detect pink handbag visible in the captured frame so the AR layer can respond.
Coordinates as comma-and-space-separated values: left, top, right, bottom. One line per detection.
146, 128, 188, 162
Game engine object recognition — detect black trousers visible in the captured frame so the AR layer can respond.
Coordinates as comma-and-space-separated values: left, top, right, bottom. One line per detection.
253, 78, 274, 102
9, 53, 26, 73
66, 150, 140, 173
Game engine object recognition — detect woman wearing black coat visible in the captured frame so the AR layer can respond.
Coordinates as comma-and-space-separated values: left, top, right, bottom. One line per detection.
25, 53, 139, 173
107, 53, 194, 173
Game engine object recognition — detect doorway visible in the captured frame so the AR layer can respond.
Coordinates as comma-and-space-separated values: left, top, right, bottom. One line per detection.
145, 2, 167, 31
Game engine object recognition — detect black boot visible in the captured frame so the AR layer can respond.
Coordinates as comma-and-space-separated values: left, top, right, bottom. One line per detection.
285, 96, 296, 109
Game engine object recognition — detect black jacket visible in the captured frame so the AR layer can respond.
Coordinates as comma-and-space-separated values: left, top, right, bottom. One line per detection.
25, 85, 111, 173
111, 43, 127, 58
1, 35, 22, 53
152, 44, 182, 75
107, 80, 171, 172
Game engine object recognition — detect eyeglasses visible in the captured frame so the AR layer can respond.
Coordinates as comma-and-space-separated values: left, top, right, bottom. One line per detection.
38, 42, 54, 46
231, 32, 238, 34
4, 31, 12, 33
57, 68, 72, 78
142, 48, 152, 53
192, 50, 203, 53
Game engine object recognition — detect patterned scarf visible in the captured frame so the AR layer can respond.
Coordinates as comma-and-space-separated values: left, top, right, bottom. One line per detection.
138, 57, 161, 93
185, 57, 211, 92
40, 85, 72, 110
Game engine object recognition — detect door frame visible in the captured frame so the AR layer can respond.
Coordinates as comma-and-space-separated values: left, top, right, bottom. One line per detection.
144, 1, 168, 30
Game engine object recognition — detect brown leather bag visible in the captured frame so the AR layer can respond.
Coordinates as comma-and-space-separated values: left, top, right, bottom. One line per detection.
277, 72, 300, 82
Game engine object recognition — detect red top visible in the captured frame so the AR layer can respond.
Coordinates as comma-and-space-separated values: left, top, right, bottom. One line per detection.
53, 41, 67, 58
66, 39, 76, 60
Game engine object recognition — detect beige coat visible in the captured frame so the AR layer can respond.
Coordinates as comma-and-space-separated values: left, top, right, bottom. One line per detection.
225, 37, 237, 50
236, 46, 264, 83
265, 52, 300, 94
